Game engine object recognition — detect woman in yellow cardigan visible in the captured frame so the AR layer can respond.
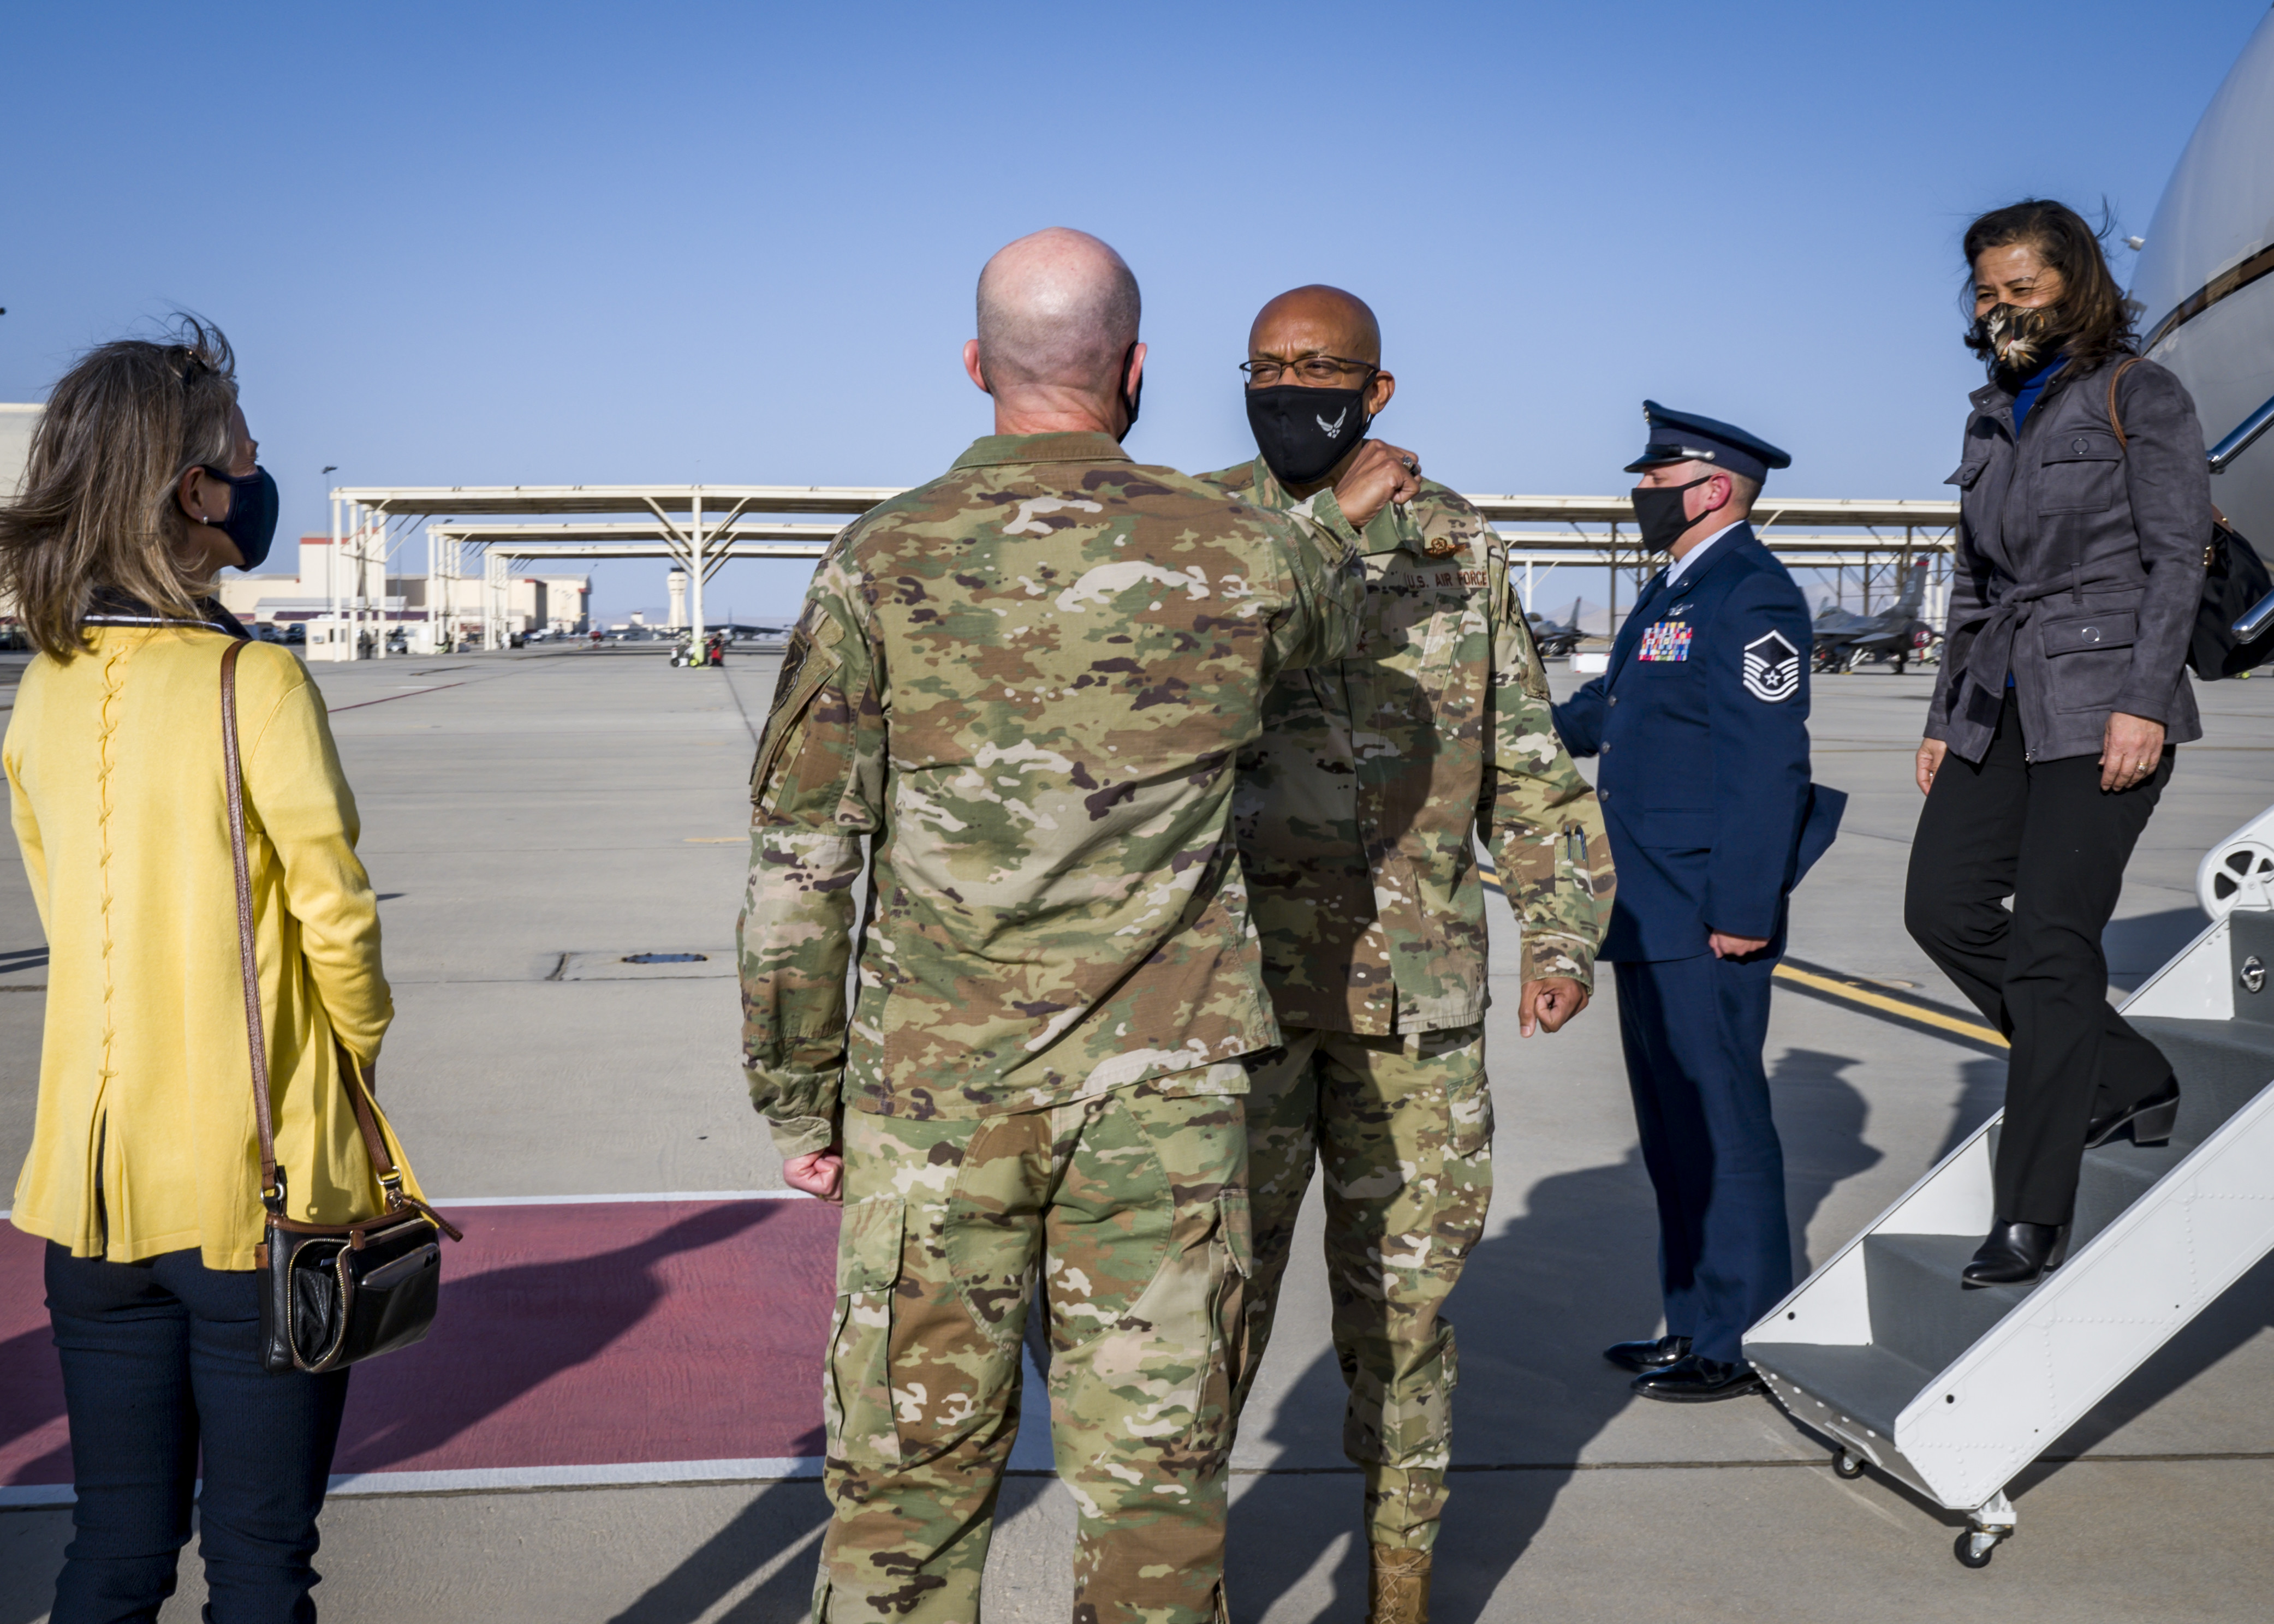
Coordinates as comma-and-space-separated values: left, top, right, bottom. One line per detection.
2, 320, 421, 1623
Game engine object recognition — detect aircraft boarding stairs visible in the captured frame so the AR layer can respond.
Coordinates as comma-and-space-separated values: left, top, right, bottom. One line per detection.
1745, 907, 2274, 1567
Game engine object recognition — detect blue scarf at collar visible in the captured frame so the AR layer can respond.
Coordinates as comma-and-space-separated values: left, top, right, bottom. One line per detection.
2010, 355, 2067, 434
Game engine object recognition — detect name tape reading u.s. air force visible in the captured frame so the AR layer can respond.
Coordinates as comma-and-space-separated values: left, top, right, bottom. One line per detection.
1741, 630, 1801, 702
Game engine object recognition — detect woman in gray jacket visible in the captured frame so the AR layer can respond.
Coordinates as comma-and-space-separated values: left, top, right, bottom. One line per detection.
1907, 199, 2212, 1287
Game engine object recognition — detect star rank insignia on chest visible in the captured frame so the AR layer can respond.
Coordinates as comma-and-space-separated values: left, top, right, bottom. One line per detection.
1742, 630, 1801, 702
1638, 620, 1693, 662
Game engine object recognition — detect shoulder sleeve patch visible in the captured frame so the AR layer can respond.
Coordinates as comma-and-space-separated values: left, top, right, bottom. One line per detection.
1741, 630, 1800, 703
768, 631, 813, 715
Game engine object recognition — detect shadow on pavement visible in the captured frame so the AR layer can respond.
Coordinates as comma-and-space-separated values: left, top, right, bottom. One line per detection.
0, 1511, 68, 1624
1230, 1050, 1880, 1624
1929, 1055, 2009, 1165
607, 1480, 830, 1623
0, 1322, 70, 1489
2103, 906, 2210, 993
2021, 1247, 2274, 1496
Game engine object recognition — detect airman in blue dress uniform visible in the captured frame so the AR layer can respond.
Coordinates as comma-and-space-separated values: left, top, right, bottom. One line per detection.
1552, 403, 1844, 1401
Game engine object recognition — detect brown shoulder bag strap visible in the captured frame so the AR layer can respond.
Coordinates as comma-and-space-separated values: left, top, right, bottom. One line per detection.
222, 641, 414, 1219
2103, 355, 2230, 565
221, 641, 287, 1211
2105, 356, 2147, 451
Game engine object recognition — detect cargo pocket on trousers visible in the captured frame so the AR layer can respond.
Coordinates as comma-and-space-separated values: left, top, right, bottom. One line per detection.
1359, 1321, 1460, 1468
1193, 1188, 1253, 1459
1446, 1071, 1495, 1159
824, 1195, 904, 1466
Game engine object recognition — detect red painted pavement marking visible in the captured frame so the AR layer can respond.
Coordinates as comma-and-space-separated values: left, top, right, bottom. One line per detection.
1, 1198, 838, 1489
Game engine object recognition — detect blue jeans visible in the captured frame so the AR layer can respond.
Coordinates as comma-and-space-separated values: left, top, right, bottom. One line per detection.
44, 1243, 351, 1623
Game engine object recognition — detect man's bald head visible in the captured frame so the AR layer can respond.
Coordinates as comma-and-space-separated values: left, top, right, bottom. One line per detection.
1248, 285, 1381, 365
975, 228, 1141, 394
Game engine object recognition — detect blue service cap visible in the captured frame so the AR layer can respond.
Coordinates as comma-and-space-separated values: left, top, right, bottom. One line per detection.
1624, 401, 1791, 484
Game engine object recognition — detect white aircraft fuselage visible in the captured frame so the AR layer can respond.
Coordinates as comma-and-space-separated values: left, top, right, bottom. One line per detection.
2133, 9, 2274, 547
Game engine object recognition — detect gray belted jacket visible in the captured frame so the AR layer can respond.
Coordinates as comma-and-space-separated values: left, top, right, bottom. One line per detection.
1926, 356, 2211, 765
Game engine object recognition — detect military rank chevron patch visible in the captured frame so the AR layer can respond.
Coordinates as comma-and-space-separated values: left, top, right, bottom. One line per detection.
1742, 630, 1800, 702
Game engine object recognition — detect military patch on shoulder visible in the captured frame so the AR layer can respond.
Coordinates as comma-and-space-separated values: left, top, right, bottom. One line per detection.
1742, 631, 1801, 702
769, 631, 812, 714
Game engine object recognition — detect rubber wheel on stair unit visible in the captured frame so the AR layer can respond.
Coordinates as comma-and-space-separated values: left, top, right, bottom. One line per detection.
1832, 1450, 1865, 1480
1955, 1529, 2001, 1569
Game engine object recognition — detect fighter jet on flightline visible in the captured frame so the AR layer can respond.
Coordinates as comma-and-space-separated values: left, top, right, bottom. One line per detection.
1528, 599, 1587, 658
1811, 559, 1937, 674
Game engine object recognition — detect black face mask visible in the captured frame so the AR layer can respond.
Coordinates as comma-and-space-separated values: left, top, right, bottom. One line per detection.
1629, 475, 1712, 553
1117, 341, 1142, 441
199, 465, 279, 570
1246, 383, 1371, 486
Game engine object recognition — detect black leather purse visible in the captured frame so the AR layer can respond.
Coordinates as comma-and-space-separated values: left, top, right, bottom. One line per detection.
221, 640, 461, 1374
2105, 357, 2274, 679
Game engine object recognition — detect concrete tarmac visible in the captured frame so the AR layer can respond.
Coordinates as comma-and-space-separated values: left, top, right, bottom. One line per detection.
4, 644, 2274, 1621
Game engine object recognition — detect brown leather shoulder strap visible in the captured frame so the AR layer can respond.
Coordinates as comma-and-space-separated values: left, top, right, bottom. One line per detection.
337, 1045, 400, 1184
2106, 356, 2147, 451
223, 641, 403, 1216
221, 641, 283, 1209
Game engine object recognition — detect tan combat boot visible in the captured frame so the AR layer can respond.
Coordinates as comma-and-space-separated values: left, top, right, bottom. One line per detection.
1366, 1545, 1431, 1624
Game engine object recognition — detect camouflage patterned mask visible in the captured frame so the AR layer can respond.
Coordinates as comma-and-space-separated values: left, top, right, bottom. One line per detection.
1972, 301, 2066, 376
1246, 383, 1372, 485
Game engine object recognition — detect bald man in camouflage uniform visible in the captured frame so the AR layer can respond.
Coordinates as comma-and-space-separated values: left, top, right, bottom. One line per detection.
739, 233, 1417, 1624
1204, 286, 1613, 1624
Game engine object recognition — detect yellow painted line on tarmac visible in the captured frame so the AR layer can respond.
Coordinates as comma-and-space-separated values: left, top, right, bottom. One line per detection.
1770, 964, 2005, 1048
1479, 861, 2007, 1049
686, 836, 745, 844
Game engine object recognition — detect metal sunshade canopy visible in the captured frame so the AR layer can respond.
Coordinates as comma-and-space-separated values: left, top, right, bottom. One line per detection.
332, 483, 1959, 531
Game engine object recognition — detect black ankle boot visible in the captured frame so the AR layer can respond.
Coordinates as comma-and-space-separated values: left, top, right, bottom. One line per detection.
1962, 1219, 2071, 1287
2085, 1076, 2181, 1149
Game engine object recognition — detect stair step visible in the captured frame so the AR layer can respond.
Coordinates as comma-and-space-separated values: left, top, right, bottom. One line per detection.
2073, 1139, 2184, 1249
2126, 1018, 2274, 1147
1748, 1341, 1936, 1442
1864, 1233, 2035, 1370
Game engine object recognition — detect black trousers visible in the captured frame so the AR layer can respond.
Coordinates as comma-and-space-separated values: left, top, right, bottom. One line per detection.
45, 1244, 350, 1624
1904, 696, 2175, 1225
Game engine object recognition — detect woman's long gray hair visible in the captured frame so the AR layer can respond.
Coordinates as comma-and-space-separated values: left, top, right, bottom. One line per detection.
0, 316, 241, 660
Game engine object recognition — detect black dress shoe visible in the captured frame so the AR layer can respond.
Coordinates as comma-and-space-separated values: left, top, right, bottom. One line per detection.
1630, 1354, 1763, 1402
1961, 1219, 2071, 1288
1602, 1334, 1692, 1373
2085, 1076, 2180, 1149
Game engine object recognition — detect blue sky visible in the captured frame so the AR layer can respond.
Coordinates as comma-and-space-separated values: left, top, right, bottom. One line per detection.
2, 1, 2265, 622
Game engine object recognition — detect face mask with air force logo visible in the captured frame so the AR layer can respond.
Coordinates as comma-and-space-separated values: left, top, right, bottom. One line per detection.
1245, 383, 1372, 486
